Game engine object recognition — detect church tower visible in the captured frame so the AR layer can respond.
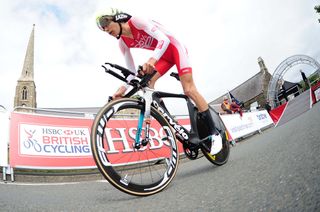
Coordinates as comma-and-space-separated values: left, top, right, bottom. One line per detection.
258, 57, 268, 74
258, 57, 272, 105
14, 25, 37, 111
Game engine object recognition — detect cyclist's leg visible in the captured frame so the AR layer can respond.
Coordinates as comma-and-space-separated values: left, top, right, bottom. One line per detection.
179, 74, 222, 154
179, 73, 208, 112
169, 41, 223, 154
148, 59, 174, 112
149, 59, 174, 88
168, 42, 208, 112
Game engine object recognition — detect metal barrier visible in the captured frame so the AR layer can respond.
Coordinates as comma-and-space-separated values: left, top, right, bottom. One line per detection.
0, 106, 11, 181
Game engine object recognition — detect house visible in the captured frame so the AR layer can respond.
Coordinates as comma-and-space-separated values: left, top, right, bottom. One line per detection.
210, 57, 272, 112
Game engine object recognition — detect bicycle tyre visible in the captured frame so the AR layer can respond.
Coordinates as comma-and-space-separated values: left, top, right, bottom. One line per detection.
201, 130, 230, 166
196, 110, 230, 166
91, 98, 179, 196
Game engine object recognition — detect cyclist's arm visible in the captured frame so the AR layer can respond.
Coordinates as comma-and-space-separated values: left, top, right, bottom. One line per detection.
111, 40, 135, 99
119, 39, 136, 84
130, 17, 170, 62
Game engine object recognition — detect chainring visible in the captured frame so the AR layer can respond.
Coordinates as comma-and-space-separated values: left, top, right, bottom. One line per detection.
183, 144, 199, 160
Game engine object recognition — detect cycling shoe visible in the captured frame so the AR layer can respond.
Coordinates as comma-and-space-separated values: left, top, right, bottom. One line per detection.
210, 134, 222, 155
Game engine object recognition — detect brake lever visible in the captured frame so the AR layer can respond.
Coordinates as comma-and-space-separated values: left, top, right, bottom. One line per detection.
170, 72, 180, 81
137, 65, 144, 78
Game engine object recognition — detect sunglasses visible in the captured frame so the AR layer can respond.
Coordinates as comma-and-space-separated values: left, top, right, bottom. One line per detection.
97, 16, 113, 30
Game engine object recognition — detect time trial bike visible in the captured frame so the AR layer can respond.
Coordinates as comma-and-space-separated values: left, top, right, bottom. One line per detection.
90, 63, 230, 196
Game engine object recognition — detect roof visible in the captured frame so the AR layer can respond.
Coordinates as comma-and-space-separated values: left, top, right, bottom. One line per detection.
281, 81, 302, 90
210, 70, 271, 105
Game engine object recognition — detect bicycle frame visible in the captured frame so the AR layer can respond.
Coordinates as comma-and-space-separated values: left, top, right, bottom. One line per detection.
102, 63, 202, 145
91, 63, 230, 196
151, 90, 201, 145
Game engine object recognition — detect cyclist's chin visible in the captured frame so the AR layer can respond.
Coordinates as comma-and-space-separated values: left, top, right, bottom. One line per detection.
108, 32, 117, 38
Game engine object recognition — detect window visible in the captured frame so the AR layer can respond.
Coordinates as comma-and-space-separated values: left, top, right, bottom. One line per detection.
22, 87, 28, 100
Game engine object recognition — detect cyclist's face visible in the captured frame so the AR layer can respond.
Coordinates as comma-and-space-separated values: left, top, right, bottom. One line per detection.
102, 21, 119, 38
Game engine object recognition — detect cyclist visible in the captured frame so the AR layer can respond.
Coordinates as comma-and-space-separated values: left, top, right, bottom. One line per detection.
96, 8, 222, 155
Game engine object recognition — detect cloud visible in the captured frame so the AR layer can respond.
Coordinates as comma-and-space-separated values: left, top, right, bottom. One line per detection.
0, 0, 319, 112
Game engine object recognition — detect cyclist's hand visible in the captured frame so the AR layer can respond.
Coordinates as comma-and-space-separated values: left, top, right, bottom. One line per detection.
112, 85, 127, 100
142, 58, 157, 74
142, 63, 155, 75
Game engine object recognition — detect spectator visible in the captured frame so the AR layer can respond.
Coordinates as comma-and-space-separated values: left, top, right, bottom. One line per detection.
221, 96, 233, 114
230, 99, 243, 117
221, 96, 243, 117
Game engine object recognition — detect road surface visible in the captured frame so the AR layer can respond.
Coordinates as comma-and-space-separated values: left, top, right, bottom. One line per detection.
1, 103, 319, 211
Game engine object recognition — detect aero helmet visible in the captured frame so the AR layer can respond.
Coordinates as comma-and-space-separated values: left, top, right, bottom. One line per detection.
96, 8, 131, 31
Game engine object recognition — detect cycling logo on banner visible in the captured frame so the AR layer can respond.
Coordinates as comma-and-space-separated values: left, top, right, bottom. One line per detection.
19, 124, 91, 157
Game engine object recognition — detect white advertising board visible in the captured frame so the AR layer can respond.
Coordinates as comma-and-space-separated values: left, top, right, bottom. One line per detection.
220, 110, 274, 140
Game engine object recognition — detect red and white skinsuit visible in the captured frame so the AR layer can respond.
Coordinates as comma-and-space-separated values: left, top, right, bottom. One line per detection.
118, 16, 192, 82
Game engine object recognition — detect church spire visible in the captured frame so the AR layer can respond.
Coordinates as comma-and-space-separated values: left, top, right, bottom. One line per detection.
19, 24, 35, 80
14, 25, 37, 110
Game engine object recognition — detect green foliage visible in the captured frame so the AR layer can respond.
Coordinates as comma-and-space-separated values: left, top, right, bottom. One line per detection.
309, 73, 320, 86
298, 72, 320, 90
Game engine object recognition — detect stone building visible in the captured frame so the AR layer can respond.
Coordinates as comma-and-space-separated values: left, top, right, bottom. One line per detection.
14, 25, 37, 112
210, 57, 272, 112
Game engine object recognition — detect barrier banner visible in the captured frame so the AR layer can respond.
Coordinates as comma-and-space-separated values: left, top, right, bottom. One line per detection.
269, 103, 287, 124
220, 110, 273, 140
9, 112, 188, 169
314, 87, 320, 102
311, 81, 320, 104
0, 111, 10, 167
9, 112, 95, 169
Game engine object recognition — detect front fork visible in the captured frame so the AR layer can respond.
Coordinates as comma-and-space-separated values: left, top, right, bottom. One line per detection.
134, 88, 153, 149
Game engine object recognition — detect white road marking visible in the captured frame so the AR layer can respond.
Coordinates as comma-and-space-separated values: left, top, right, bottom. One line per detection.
0, 180, 107, 186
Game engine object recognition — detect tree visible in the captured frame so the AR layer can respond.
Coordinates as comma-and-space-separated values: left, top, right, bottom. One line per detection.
315, 5, 320, 23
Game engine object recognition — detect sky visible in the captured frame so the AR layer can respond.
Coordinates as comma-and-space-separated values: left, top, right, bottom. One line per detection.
0, 0, 319, 112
